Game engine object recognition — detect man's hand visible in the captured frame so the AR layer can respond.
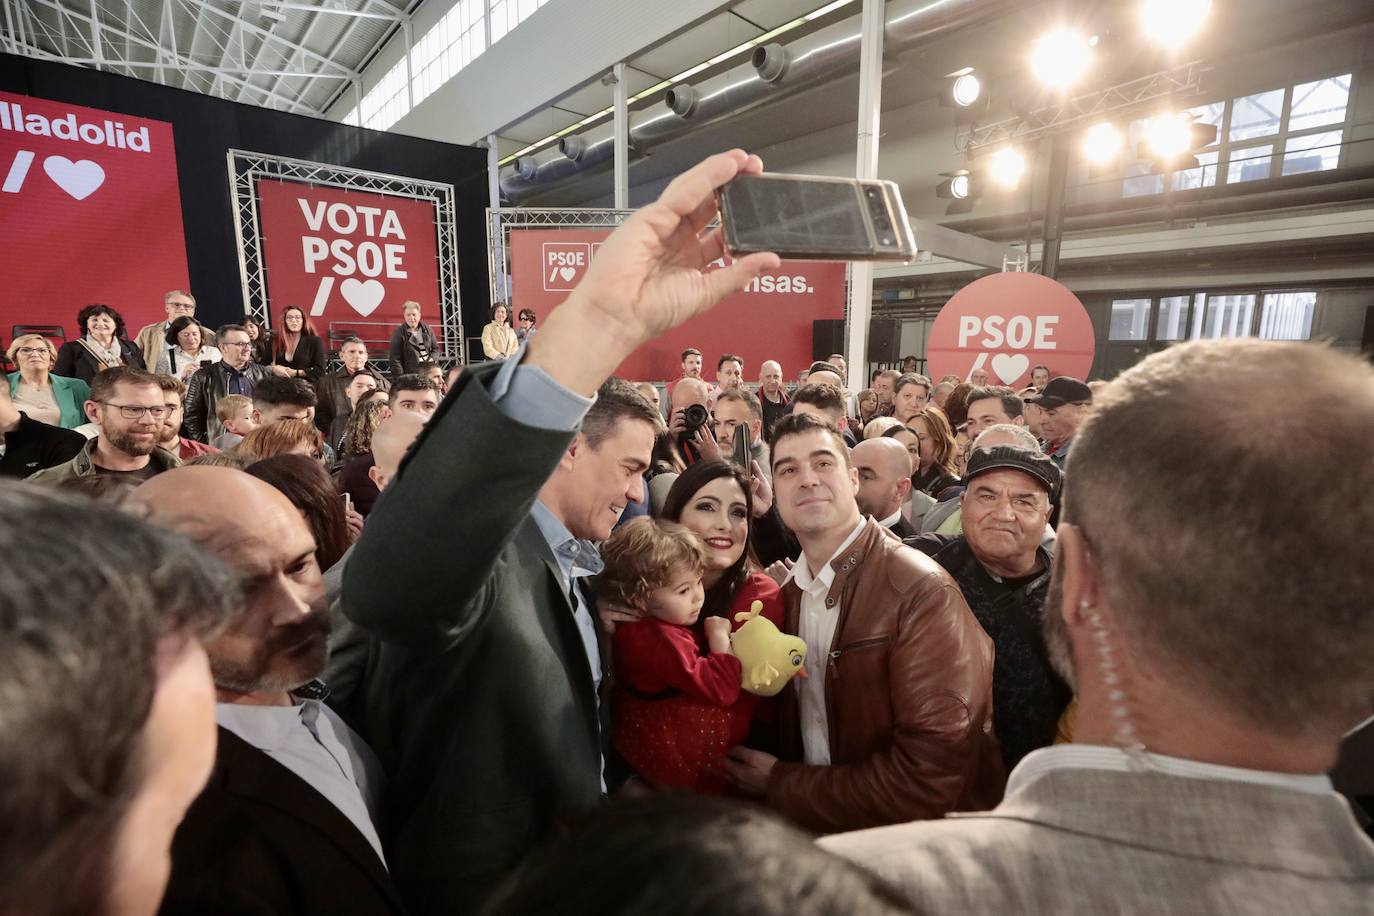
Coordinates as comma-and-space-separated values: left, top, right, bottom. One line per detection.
597, 599, 645, 634
344, 505, 365, 542
749, 459, 773, 517
693, 423, 723, 462
721, 746, 778, 797
703, 616, 733, 654
764, 558, 794, 586
526, 151, 781, 395
271, 364, 293, 378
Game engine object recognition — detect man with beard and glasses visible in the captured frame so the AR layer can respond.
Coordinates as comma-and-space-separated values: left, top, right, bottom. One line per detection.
28, 367, 181, 485
130, 467, 406, 915
823, 340, 1374, 913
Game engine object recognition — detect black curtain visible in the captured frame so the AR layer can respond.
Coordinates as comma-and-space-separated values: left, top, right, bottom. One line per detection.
0, 53, 491, 336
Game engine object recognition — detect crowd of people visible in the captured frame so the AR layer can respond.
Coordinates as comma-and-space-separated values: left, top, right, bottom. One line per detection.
0, 149, 1371, 915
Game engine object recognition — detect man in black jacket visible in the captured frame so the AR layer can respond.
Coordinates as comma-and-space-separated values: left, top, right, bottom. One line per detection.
317, 337, 389, 438
341, 150, 783, 914
0, 382, 84, 478
133, 467, 406, 915
183, 325, 273, 443
907, 446, 1071, 769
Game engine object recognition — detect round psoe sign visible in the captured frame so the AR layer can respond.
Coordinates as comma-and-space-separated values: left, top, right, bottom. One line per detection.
926, 272, 1096, 388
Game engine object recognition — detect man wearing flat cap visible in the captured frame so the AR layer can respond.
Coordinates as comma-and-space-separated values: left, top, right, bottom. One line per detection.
1027, 376, 1092, 467
907, 446, 1072, 770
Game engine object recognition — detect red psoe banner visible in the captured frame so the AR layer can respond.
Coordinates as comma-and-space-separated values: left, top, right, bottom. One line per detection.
509, 228, 846, 381
256, 178, 441, 328
0, 91, 189, 336
926, 272, 1096, 387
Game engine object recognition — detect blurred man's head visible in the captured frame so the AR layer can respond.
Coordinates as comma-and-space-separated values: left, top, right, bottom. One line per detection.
87, 368, 165, 459
0, 484, 238, 916
1031, 365, 1051, 390
130, 468, 328, 701
680, 348, 703, 380
389, 374, 440, 420
1030, 377, 1092, 445
670, 377, 711, 417
345, 372, 378, 408
712, 389, 763, 447
826, 354, 848, 384
871, 369, 900, 408
960, 447, 1058, 579
790, 383, 849, 432
339, 338, 369, 373
155, 375, 188, 448
805, 362, 843, 391
417, 361, 445, 393
369, 410, 428, 492
964, 386, 1025, 441
759, 360, 783, 397
252, 376, 317, 427
716, 354, 744, 393
1045, 340, 1374, 769
852, 437, 913, 521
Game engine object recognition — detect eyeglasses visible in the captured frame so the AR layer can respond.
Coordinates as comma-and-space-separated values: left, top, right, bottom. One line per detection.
169, 302, 195, 311
224, 341, 254, 349
16, 347, 49, 357
100, 402, 171, 420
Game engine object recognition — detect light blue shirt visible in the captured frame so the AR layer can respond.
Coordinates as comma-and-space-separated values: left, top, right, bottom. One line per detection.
216, 696, 388, 866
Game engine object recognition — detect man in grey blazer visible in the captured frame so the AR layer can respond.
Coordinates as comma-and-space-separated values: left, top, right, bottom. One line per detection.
822, 338, 1374, 914
340, 150, 783, 914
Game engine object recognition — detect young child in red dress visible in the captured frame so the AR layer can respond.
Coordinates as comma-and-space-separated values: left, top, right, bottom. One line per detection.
601, 517, 748, 792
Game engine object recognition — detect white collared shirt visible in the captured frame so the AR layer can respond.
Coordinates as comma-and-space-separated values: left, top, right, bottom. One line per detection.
789, 517, 867, 766
216, 698, 388, 865
878, 509, 903, 530
1007, 744, 1333, 798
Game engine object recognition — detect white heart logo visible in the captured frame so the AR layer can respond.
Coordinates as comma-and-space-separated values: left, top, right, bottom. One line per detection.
991, 352, 1030, 385
559, 266, 577, 282
43, 156, 105, 200
340, 278, 385, 317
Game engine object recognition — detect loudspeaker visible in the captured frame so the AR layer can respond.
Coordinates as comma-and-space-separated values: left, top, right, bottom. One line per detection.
812, 320, 845, 361
868, 318, 901, 363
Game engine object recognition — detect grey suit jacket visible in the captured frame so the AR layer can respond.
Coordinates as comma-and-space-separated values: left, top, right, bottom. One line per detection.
821, 767, 1374, 915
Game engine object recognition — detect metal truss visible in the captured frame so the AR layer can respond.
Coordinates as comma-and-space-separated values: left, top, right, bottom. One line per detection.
956, 61, 1206, 158
4, 0, 404, 116
486, 207, 635, 311
229, 150, 466, 367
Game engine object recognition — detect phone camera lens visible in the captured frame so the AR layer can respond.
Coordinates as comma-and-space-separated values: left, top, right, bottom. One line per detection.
865, 187, 879, 199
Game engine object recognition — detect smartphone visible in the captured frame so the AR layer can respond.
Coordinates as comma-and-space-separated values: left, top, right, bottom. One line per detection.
730, 424, 751, 470
342, 492, 352, 514
718, 173, 917, 262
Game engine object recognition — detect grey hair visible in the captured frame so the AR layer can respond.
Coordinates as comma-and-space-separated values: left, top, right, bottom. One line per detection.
972, 423, 1041, 452
1066, 338, 1374, 738
0, 483, 241, 914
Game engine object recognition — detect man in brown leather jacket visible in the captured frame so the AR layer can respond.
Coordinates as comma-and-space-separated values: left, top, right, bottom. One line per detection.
724, 411, 1004, 833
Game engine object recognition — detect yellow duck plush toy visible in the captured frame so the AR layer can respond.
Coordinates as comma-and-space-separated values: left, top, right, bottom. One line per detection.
730, 601, 808, 697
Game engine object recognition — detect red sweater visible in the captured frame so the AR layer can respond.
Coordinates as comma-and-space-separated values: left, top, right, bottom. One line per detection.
612, 573, 785, 792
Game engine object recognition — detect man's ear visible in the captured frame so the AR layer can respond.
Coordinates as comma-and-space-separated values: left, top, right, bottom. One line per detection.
558, 433, 584, 473
252, 408, 263, 425
896, 477, 912, 501
1056, 523, 1100, 628
83, 399, 100, 424
837, 415, 848, 432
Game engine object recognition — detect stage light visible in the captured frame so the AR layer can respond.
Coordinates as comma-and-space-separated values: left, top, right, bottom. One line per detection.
1143, 112, 1193, 160
1082, 122, 1123, 164
1030, 30, 1094, 90
988, 148, 1026, 189
940, 68, 988, 117
1140, 0, 1212, 48
952, 73, 981, 107
936, 170, 973, 199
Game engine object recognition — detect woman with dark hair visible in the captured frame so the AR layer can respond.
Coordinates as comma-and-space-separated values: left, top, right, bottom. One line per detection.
480, 303, 519, 360
245, 454, 360, 570
53, 304, 145, 383
270, 305, 326, 383
154, 315, 222, 381
242, 315, 272, 365
659, 460, 783, 631
908, 406, 961, 498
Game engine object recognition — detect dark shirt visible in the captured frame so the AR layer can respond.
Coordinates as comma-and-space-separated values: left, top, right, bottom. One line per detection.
760, 390, 789, 443
0, 413, 86, 478
223, 362, 254, 397
336, 452, 380, 517
908, 534, 1071, 770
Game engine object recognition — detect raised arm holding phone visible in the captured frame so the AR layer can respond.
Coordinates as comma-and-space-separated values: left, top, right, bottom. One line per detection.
341, 151, 779, 914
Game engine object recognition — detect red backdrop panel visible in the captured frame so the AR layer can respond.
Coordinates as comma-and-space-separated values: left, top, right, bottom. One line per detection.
256, 178, 441, 331
509, 228, 846, 381
927, 272, 1096, 387
0, 90, 189, 338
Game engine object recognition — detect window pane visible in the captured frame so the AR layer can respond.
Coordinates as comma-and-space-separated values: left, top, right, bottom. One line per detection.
1110, 299, 1151, 341
1289, 74, 1350, 132
1194, 294, 1256, 339
1258, 291, 1315, 340
1227, 144, 1273, 183
1282, 131, 1342, 175
1155, 295, 1190, 340
1229, 88, 1284, 142
1171, 149, 1219, 191
1123, 160, 1163, 198
1185, 101, 1225, 139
